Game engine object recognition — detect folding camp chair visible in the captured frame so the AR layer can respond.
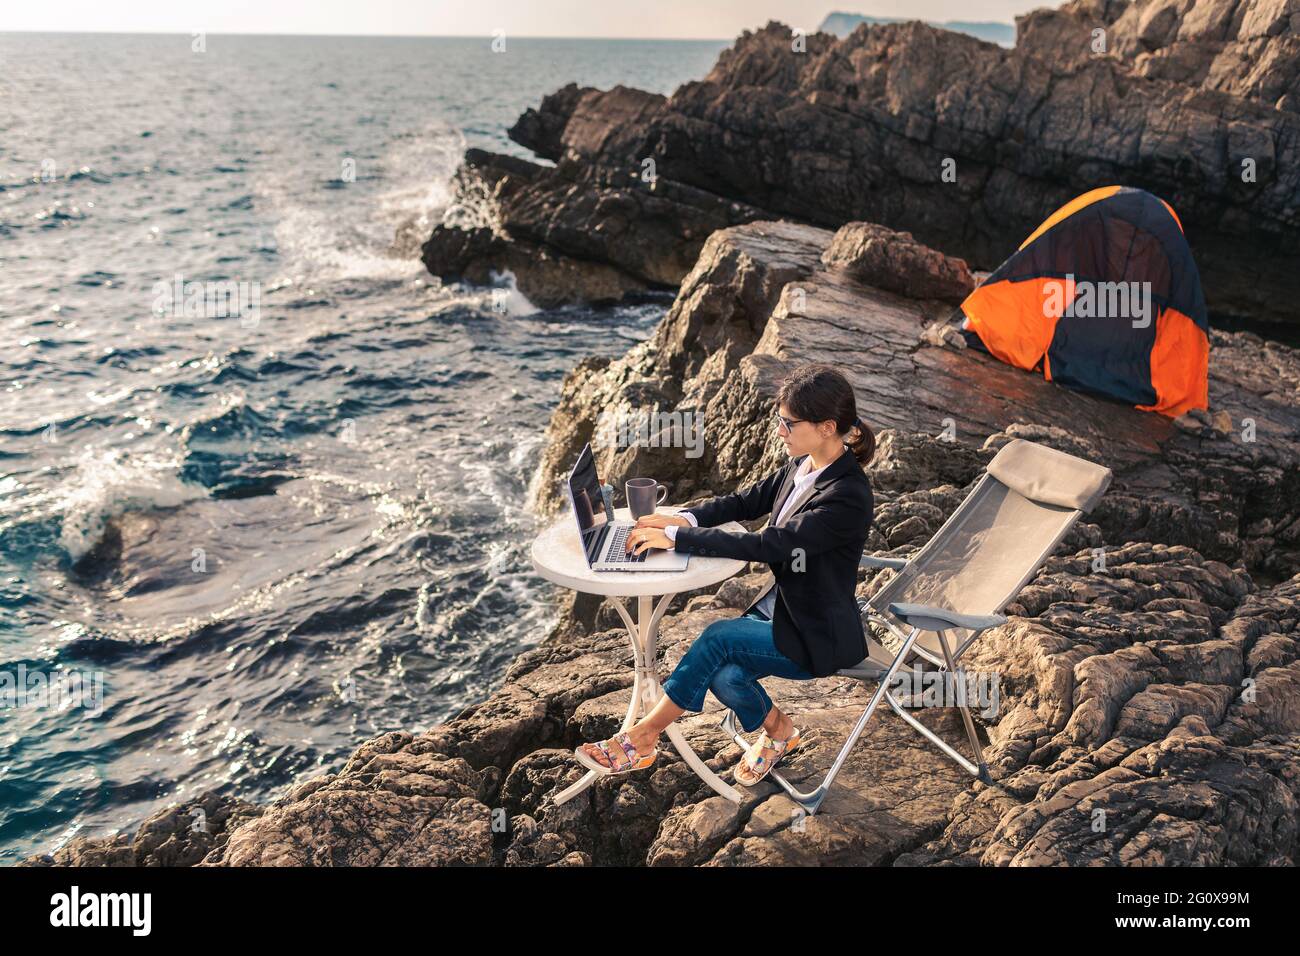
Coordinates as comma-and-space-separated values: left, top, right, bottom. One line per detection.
720, 438, 1113, 814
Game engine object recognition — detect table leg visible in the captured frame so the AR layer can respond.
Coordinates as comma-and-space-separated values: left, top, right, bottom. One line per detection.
551, 597, 647, 807
661, 723, 742, 803
639, 595, 744, 804
553, 593, 743, 807
551, 665, 641, 806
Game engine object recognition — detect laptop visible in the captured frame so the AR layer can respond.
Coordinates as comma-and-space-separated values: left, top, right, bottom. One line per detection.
565, 443, 689, 572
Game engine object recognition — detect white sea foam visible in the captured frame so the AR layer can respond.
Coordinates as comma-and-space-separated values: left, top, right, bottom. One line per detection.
56, 449, 203, 561
262, 122, 467, 284
487, 270, 539, 317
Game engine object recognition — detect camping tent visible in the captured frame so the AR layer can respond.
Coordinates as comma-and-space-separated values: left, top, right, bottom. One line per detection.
958, 186, 1209, 417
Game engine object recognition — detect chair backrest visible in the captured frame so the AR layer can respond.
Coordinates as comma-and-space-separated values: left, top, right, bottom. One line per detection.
870, 439, 1112, 658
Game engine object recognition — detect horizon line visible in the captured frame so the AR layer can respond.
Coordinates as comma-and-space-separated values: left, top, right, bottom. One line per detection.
0, 16, 1015, 43
0, 28, 745, 42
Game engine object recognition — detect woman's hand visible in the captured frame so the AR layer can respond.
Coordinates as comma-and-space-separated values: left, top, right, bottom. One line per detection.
626, 526, 674, 554
634, 514, 690, 529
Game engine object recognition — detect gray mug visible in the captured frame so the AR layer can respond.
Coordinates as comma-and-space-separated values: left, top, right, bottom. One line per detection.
625, 478, 668, 519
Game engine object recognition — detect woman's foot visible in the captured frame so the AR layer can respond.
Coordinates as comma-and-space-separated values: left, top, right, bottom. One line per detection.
574, 727, 660, 775
734, 723, 801, 786
767, 711, 796, 741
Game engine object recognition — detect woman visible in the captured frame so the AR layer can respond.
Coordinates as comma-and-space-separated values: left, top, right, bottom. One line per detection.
575, 363, 876, 785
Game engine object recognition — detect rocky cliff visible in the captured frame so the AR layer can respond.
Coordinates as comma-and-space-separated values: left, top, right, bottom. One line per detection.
424, 0, 1300, 326
34, 216, 1300, 867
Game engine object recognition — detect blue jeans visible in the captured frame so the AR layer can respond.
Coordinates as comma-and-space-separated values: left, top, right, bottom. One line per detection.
661, 612, 814, 733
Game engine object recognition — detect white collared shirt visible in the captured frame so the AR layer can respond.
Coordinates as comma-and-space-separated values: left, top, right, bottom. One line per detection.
665, 455, 827, 618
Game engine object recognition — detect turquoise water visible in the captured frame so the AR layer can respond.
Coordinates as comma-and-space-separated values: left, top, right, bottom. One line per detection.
0, 32, 727, 862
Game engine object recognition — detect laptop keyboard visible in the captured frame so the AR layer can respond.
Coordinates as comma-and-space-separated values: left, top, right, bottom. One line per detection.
605, 525, 647, 564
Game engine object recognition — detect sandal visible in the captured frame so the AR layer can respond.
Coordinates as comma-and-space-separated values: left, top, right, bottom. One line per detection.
574, 731, 658, 776
734, 727, 801, 786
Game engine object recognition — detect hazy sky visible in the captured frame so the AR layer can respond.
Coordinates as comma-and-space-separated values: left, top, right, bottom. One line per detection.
0, 0, 1050, 40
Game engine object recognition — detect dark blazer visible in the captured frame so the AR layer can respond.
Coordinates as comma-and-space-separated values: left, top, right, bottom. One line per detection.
673, 448, 874, 678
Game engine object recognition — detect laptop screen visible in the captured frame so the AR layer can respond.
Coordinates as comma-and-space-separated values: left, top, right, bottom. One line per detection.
567, 444, 609, 560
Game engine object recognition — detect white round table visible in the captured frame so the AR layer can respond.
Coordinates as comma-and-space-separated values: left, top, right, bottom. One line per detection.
530, 506, 749, 804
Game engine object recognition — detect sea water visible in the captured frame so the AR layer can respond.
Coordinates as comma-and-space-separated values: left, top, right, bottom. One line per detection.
0, 32, 726, 862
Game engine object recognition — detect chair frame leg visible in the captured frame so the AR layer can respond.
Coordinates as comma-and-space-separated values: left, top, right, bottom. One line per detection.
720, 625, 924, 815
866, 613, 991, 781
720, 625, 993, 814
933, 628, 990, 782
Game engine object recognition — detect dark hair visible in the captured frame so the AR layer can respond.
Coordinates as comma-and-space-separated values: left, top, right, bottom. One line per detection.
777, 363, 876, 466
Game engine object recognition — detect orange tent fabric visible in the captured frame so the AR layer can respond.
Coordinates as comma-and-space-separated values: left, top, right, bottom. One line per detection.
960, 187, 1209, 417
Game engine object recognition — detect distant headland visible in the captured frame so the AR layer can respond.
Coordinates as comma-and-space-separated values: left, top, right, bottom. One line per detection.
817, 9, 1015, 45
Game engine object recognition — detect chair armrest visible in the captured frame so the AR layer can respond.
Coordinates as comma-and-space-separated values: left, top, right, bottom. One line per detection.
888, 602, 1007, 633
860, 554, 909, 571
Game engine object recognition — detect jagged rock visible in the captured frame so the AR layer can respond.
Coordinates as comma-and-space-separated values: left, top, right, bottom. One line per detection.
821, 222, 976, 303
508, 82, 592, 160
1023, 0, 1300, 108
712, 570, 772, 610
512, 85, 666, 164
863, 430, 982, 493
533, 221, 1300, 579
421, 130, 771, 306
526, 221, 830, 518
426, 4, 1300, 323
176, 535, 1294, 867
210, 737, 497, 866
22, 792, 263, 867
419, 150, 651, 306
647, 796, 742, 866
